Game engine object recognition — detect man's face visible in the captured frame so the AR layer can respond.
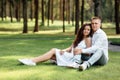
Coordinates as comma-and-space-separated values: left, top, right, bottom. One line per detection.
91, 19, 101, 32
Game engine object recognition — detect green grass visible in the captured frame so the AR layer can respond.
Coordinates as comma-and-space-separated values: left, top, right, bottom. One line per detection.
0, 19, 74, 34
109, 38, 120, 45
0, 20, 120, 80
0, 34, 120, 80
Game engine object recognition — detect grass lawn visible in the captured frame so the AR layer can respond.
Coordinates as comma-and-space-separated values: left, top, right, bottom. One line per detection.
0, 20, 120, 80
0, 34, 120, 80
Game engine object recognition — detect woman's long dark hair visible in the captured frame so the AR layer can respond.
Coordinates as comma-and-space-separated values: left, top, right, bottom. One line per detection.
73, 23, 92, 48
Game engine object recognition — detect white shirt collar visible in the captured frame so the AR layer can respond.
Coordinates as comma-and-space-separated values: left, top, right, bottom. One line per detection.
94, 28, 101, 34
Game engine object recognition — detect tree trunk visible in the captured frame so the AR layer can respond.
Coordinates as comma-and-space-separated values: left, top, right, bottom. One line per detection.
63, 0, 65, 32
9, 0, 13, 22
71, 1, 75, 26
59, 0, 63, 20
34, 0, 39, 32
75, 0, 80, 34
115, 0, 120, 34
50, 0, 54, 24
81, 0, 84, 27
30, 0, 34, 21
4, 0, 7, 20
93, 0, 101, 18
47, 0, 50, 27
15, 0, 20, 22
67, 0, 70, 24
22, 0, 28, 33
41, 0, 44, 26
1, 0, 4, 21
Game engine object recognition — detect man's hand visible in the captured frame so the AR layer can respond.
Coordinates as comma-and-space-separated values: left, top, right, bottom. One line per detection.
73, 48, 82, 55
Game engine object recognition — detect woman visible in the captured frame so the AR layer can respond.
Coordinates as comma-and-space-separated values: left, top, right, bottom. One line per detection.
18, 23, 92, 68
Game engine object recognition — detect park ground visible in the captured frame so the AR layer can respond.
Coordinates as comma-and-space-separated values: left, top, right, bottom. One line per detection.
0, 20, 120, 80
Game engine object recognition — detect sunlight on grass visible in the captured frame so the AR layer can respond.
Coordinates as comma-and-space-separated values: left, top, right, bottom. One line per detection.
108, 35, 120, 38
0, 20, 120, 80
102, 22, 115, 28
0, 39, 119, 80
0, 19, 75, 35
0, 19, 118, 36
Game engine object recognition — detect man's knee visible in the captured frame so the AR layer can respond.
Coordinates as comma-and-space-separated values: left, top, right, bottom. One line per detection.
95, 55, 108, 66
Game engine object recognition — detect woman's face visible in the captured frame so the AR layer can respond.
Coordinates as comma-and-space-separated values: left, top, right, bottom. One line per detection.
83, 25, 91, 37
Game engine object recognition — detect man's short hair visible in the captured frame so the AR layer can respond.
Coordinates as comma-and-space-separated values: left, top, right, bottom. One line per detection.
91, 16, 101, 22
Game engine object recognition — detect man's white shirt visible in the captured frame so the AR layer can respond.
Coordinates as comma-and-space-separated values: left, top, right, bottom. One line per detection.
82, 29, 109, 60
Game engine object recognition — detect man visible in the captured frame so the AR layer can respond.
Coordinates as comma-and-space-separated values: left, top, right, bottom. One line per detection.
74, 17, 109, 71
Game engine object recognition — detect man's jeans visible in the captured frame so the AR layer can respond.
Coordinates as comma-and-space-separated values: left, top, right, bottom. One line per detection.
88, 50, 108, 66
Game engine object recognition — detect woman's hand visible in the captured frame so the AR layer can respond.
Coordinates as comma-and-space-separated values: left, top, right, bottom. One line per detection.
60, 50, 65, 55
73, 48, 82, 55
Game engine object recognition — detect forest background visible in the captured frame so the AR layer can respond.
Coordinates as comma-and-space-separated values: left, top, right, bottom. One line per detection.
0, 0, 119, 34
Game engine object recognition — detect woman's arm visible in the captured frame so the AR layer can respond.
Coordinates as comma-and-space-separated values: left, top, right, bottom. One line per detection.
62, 45, 72, 52
60, 45, 73, 55
84, 37, 92, 55
73, 37, 92, 55
85, 37, 92, 48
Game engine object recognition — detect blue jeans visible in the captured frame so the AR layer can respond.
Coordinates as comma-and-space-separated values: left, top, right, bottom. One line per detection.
81, 54, 93, 61
88, 50, 108, 66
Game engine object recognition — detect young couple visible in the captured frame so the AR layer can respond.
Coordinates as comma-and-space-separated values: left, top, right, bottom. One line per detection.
18, 17, 109, 71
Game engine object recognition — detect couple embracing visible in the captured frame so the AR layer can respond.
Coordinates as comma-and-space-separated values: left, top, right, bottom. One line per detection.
19, 17, 108, 71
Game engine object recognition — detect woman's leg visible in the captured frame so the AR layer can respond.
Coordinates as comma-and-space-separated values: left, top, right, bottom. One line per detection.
32, 48, 56, 63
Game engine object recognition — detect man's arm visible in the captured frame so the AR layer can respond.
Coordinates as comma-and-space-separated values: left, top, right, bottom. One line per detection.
82, 33, 107, 54
73, 37, 92, 55
74, 33, 107, 55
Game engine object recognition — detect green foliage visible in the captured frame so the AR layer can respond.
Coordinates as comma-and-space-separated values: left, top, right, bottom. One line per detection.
0, 34, 120, 80
101, 0, 115, 22
0, 0, 117, 22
